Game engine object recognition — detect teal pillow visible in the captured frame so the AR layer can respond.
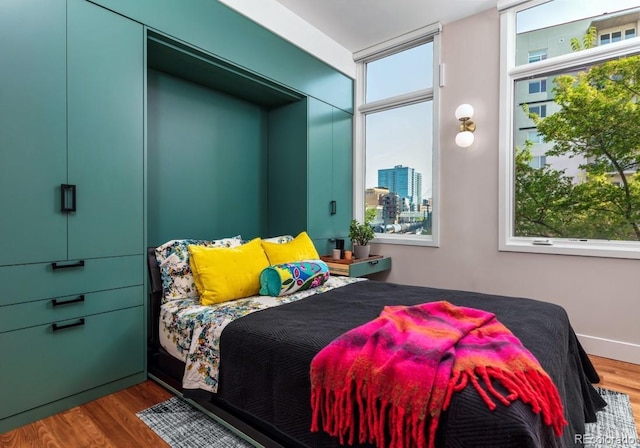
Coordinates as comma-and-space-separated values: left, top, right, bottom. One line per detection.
259, 260, 329, 297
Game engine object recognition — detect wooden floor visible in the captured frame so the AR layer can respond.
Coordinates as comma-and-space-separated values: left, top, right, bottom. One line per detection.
1, 355, 638, 447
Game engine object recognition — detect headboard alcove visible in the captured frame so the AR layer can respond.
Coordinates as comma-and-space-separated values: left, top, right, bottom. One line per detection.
146, 31, 305, 246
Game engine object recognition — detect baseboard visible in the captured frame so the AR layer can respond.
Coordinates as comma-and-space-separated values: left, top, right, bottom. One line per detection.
577, 333, 640, 365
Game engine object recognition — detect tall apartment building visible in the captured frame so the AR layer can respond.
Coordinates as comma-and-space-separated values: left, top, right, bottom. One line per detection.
377, 165, 422, 210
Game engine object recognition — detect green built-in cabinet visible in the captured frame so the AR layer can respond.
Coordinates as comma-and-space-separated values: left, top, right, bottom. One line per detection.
0, 0, 145, 433
0, 0, 354, 434
268, 98, 353, 254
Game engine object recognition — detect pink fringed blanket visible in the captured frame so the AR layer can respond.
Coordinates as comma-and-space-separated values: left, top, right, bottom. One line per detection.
310, 301, 567, 448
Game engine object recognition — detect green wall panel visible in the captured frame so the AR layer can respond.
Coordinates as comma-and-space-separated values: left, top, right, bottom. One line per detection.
307, 98, 335, 240
332, 107, 353, 240
267, 99, 308, 237
0, 0, 67, 266
147, 70, 268, 245
67, 0, 144, 259
92, 0, 353, 112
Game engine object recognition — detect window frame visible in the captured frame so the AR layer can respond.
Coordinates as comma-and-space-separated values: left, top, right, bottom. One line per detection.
498, 0, 640, 259
353, 23, 441, 247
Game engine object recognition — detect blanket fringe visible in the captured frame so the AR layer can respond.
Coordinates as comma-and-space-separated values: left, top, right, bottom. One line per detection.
311, 366, 567, 448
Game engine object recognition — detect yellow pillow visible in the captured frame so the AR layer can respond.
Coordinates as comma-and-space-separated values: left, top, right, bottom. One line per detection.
188, 238, 270, 305
261, 231, 319, 265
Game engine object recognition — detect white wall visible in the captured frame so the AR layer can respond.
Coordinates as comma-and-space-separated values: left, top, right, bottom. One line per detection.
371, 8, 640, 364
218, 0, 356, 78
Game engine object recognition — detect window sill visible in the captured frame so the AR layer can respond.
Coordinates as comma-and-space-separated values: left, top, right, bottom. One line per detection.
372, 234, 439, 247
500, 238, 640, 260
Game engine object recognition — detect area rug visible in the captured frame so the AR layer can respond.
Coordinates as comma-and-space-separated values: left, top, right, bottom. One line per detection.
137, 387, 638, 448
582, 388, 639, 448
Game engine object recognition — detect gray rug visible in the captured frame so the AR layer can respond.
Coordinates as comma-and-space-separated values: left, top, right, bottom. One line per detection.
137, 387, 638, 448
583, 388, 639, 448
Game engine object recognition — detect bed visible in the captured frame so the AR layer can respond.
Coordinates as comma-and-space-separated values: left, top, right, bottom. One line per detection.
146, 246, 605, 448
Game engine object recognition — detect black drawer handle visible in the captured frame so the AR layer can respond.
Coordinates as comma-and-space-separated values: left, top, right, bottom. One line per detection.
368, 260, 379, 265
52, 260, 85, 270
330, 200, 337, 215
60, 183, 77, 213
52, 318, 85, 332
52, 295, 85, 307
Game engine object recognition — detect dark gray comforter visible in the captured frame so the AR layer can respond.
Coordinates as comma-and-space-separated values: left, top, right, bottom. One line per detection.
216, 280, 605, 448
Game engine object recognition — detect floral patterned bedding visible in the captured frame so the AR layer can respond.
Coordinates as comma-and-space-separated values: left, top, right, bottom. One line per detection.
159, 276, 366, 393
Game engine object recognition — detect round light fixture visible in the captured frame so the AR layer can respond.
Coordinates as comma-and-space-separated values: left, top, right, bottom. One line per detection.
455, 130, 474, 148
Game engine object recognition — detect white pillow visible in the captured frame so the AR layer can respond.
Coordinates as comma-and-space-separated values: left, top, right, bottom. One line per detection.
262, 235, 294, 244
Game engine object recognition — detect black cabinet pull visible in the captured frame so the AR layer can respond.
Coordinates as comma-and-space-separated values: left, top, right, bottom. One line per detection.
330, 200, 337, 215
52, 260, 85, 270
60, 183, 77, 213
52, 295, 85, 307
52, 318, 85, 332
368, 260, 379, 266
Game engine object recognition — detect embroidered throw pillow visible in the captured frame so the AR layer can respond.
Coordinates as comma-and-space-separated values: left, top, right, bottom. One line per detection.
259, 260, 329, 297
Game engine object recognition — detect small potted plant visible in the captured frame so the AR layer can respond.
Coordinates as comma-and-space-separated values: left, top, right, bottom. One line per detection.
349, 219, 374, 259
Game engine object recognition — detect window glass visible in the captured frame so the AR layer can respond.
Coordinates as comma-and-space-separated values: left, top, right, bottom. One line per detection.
526, 131, 542, 144
365, 102, 433, 235
528, 79, 546, 94
528, 49, 547, 63
365, 43, 433, 103
528, 104, 547, 118
529, 155, 546, 169
506, 1, 640, 245
358, 36, 438, 243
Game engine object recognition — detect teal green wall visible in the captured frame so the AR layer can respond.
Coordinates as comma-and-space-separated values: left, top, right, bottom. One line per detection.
147, 70, 269, 245
92, 0, 353, 112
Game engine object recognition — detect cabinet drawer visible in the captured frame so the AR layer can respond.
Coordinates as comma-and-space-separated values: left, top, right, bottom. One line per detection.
0, 286, 142, 333
348, 256, 391, 277
0, 255, 143, 306
0, 306, 144, 420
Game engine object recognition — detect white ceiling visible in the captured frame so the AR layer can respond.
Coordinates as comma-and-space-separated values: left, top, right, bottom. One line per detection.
272, 0, 496, 52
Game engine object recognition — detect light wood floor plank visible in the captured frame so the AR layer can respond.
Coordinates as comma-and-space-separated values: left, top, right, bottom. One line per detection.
0, 355, 637, 446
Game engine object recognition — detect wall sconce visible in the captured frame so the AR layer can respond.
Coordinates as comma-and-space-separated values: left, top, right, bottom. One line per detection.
455, 104, 476, 148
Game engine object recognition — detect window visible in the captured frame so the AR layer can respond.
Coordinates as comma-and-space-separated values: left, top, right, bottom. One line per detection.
354, 24, 441, 246
528, 78, 547, 94
529, 155, 546, 169
526, 131, 542, 144
528, 104, 547, 118
600, 27, 637, 45
528, 49, 547, 63
499, 0, 640, 259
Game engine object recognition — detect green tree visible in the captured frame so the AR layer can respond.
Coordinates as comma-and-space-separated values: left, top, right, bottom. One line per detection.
365, 207, 377, 224
516, 55, 640, 240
